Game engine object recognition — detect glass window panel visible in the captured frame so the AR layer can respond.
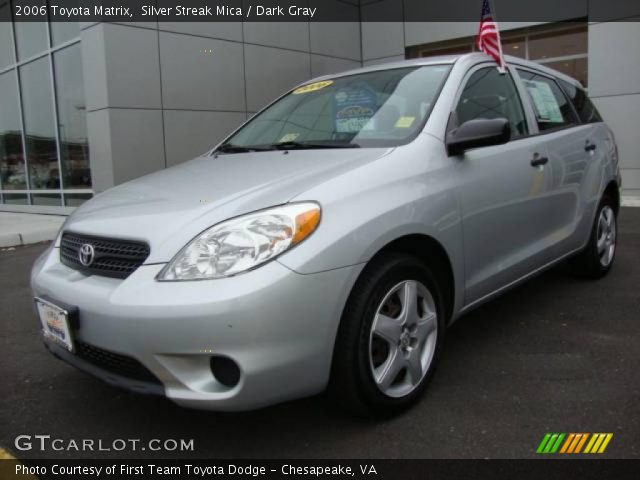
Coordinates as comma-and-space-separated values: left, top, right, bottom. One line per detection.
54, 44, 90, 188
64, 192, 92, 207
455, 68, 528, 139
517, 69, 580, 132
2, 193, 28, 205
502, 37, 526, 59
19, 57, 59, 190
528, 27, 587, 61
14, 20, 48, 60
558, 78, 603, 124
31, 193, 61, 206
420, 45, 472, 57
0, 8, 15, 68
51, 22, 80, 45
540, 57, 588, 88
0, 70, 26, 190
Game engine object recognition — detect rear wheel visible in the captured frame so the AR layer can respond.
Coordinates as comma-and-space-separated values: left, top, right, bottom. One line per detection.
329, 253, 445, 416
569, 195, 617, 278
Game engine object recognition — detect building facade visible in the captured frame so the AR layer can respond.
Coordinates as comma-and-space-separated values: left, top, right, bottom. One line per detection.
1, 5, 639, 214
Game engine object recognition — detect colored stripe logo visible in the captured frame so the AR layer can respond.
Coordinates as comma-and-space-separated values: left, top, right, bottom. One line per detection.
536, 433, 613, 454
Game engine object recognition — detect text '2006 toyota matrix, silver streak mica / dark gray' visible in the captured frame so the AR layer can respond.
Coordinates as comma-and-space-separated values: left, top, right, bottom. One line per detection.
31, 53, 621, 416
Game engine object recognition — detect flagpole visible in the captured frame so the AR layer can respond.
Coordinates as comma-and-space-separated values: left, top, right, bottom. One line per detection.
488, 0, 507, 74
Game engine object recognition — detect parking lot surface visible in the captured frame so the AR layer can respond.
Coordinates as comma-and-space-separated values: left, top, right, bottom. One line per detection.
1, 208, 639, 459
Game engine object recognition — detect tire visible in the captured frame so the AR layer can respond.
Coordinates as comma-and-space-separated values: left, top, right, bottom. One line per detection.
569, 194, 618, 279
328, 253, 446, 417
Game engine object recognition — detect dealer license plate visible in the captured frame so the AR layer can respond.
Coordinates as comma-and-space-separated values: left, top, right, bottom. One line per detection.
35, 297, 74, 352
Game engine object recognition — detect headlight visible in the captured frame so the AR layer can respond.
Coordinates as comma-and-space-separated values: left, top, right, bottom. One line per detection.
157, 202, 321, 281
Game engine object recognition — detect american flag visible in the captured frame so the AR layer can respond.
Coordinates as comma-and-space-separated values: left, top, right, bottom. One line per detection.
477, 0, 506, 71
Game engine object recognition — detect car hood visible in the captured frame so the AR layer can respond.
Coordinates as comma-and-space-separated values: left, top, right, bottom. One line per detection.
64, 148, 392, 263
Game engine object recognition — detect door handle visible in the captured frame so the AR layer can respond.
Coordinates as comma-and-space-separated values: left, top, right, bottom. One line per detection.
530, 155, 549, 167
585, 142, 597, 152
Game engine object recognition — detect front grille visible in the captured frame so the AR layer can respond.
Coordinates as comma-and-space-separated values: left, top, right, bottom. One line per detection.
75, 340, 161, 384
60, 232, 150, 279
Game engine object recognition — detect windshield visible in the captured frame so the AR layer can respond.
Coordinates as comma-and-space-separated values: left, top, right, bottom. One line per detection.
219, 65, 451, 152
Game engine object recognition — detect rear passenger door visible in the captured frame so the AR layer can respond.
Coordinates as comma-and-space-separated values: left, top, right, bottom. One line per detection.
515, 68, 599, 256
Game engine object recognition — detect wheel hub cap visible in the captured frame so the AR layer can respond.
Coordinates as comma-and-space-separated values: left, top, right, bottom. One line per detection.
369, 280, 438, 398
597, 206, 616, 267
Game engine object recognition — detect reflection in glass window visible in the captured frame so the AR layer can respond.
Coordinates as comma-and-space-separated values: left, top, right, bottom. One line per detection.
0, 12, 15, 68
542, 58, 588, 88
51, 22, 80, 46
14, 21, 48, 60
502, 37, 526, 59
2, 193, 28, 205
32, 193, 61, 206
0, 71, 26, 190
54, 44, 90, 188
528, 27, 587, 61
64, 193, 92, 207
19, 58, 59, 190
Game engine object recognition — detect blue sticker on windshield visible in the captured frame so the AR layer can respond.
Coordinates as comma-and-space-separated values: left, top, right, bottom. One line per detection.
333, 83, 378, 133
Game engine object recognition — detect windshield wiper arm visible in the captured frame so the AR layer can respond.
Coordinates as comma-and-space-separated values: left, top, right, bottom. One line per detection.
271, 141, 360, 150
214, 143, 274, 154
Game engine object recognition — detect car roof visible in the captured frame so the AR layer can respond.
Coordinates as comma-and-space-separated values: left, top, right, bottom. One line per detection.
300, 53, 584, 90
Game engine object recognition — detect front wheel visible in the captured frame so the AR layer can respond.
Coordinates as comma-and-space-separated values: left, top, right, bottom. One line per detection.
569, 195, 618, 278
329, 253, 445, 416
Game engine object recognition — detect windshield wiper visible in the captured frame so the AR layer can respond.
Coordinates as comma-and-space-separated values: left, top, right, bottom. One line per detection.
271, 141, 360, 150
214, 143, 273, 154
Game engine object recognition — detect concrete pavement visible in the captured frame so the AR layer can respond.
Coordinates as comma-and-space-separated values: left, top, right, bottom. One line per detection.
0, 212, 65, 248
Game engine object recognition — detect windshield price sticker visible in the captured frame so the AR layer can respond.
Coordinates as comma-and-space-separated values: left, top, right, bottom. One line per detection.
395, 116, 416, 128
293, 81, 334, 95
279, 133, 300, 143
333, 84, 378, 133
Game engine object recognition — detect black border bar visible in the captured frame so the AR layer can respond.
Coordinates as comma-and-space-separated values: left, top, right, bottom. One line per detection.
2, 0, 640, 23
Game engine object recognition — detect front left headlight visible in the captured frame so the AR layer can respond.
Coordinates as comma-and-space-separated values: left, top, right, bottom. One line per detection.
157, 202, 321, 281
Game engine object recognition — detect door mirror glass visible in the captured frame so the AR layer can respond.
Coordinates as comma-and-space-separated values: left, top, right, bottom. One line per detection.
446, 118, 511, 156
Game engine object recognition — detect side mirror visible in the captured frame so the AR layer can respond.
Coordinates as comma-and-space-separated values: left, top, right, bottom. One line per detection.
446, 118, 511, 156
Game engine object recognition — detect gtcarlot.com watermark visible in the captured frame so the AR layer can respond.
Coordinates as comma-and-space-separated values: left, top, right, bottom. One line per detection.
14, 435, 195, 452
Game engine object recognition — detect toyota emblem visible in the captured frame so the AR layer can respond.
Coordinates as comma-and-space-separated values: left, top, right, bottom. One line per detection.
78, 243, 95, 267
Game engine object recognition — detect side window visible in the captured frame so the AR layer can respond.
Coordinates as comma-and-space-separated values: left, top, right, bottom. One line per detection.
516, 69, 579, 132
558, 79, 603, 124
455, 67, 528, 139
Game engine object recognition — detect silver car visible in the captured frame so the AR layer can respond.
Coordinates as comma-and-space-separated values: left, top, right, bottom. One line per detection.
31, 54, 621, 415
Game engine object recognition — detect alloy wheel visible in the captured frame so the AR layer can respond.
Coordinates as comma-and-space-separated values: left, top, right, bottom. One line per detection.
369, 280, 438, 398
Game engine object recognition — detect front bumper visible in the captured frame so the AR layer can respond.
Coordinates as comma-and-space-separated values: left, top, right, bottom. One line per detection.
31, 247, 362, 411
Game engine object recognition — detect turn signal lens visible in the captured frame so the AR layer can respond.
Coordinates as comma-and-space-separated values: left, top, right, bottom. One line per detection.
293, 208, 321, 245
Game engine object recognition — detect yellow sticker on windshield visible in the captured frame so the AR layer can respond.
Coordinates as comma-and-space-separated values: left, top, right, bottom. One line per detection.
395, 116, 416, 128
293, 80, 333, 95
279, 133, 299, 143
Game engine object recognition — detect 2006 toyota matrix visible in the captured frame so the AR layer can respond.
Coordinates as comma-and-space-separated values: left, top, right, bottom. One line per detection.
32, 54, 620, 415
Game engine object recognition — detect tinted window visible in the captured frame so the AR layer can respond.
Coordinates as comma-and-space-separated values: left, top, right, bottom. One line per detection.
0, 71, 26, 190
54, 44, 90, 189
0, 8, 14, 69
517, 69, 579, 132
19, 57, 59, 190
455, 67, 528, 139
14, 21, 48, 60
558, 79, 603, 124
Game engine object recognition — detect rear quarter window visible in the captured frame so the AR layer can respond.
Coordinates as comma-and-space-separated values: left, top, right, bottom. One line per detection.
558, 79, 603, 124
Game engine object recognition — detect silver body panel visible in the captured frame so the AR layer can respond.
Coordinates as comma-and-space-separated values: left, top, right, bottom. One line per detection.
31, 54, 620, 410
